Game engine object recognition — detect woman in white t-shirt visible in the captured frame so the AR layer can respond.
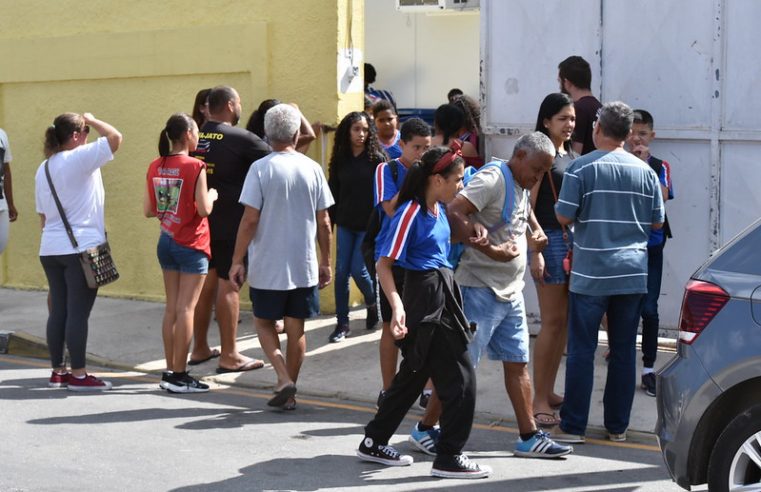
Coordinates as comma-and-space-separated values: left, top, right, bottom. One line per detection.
34, 112, 122, 392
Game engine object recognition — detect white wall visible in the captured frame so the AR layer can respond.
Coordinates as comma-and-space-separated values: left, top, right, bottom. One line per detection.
364, 0, 480, 109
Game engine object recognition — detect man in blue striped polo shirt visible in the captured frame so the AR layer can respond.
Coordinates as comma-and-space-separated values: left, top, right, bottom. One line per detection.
552, 101, 665, 444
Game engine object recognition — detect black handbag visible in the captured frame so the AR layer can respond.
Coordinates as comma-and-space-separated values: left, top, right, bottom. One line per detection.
44, 160, 119, 289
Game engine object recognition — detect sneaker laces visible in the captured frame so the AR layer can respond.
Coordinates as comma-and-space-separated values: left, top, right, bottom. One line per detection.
455, 454, 476, 470
379, 445, 399, 458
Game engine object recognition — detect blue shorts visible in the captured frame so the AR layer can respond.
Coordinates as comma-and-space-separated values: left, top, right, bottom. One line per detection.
250, 286, 320, 320
530, 228, 572, 285
462, 286, 529, 365
157, 233, 209, 275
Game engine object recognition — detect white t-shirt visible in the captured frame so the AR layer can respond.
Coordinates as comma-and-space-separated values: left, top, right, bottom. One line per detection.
239, 150, 334, 290
0, 128, 12, 212
35, 137, 114, 256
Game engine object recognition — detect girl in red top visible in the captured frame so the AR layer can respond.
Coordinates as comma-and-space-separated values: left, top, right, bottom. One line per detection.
143, 112, 217, 393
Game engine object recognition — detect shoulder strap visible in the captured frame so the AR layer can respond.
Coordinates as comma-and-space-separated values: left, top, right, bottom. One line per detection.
546, 168, 570, 244
390, 159, 399, 182
44, 160, 80, 249
497, 161, 514, 225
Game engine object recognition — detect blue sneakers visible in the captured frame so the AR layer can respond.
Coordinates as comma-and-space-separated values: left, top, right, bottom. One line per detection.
408, 423, 441, 456
514, 430, 574, 458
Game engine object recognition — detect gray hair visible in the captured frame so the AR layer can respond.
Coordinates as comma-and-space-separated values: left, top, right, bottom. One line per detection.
264, 104, 300, 144
597, 101, 634, 141
512, 131, 555, 159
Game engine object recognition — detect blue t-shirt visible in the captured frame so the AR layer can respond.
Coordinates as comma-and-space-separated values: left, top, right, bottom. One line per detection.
373, 159, 408, 260
380, 200, 451, 271
381, 131, 402, 159
555, 149, 665, 296
647, 156, 674, 247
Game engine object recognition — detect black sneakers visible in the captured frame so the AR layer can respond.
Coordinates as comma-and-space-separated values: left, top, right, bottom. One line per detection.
357, 437, 413, 466
165, 372, 209, 393
641, 373, 656, 397
329, 324, 350, 343
366, 304, 379, 330
159, 371, 171, 390
431, 454, 491, 479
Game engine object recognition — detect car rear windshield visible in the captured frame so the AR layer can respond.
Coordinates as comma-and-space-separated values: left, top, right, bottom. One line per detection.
707, 219, 761, 275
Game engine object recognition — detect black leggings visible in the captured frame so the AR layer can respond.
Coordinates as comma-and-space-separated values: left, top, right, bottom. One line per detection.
40, 254, 98, 370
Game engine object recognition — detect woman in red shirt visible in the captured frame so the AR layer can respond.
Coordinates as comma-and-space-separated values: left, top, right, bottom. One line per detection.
144, 112, 217, 394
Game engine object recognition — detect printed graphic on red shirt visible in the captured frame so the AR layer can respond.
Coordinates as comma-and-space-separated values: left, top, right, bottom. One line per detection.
152, 177, 183, 215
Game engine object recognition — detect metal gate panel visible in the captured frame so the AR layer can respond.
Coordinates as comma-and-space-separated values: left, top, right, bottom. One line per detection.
721, 143, 761, 243
723, 0, 761, 130
600, 0, 715, 129
481, 0, 601, 133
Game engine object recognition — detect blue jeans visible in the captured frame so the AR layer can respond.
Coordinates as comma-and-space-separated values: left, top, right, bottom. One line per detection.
462, 287, 529, 366
641, 241, 664, 368
560, 291, 644, 435
334, 226, 375, 325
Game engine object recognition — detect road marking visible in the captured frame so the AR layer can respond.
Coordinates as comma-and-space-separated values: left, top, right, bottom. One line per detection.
1, 355, 661, 452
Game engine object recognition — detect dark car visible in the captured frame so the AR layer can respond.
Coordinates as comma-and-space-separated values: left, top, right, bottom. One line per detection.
657, 218, 761, 491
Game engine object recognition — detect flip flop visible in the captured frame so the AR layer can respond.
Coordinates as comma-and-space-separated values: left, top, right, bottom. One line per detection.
215, 359, 265, 374
188, 348, 221, 366
267, 383, 297, 407
534, 412, 560, 427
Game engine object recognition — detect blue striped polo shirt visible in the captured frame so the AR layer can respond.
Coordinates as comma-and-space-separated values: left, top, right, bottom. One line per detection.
555, 149, 665, 296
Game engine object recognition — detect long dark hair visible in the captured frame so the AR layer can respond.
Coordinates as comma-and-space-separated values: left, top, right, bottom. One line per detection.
158, 113, 196, 156
451, 94, 481, 135
397, 146, 464, 207
191, 88, 210, 128
534, 92, 574, 153
44, 113, 84, 158
328, 111, 386, 179
433, 104, 465, 145
246, 98, 281, 139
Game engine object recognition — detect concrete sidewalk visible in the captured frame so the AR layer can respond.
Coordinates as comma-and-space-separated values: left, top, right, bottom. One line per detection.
0, 287, 674, 437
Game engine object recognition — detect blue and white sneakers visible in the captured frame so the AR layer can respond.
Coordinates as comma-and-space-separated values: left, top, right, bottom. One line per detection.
408, 423, 441, 456
514, 430, 574, 458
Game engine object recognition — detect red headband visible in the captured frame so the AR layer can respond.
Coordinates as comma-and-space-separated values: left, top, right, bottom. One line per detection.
432, 140, 463, 174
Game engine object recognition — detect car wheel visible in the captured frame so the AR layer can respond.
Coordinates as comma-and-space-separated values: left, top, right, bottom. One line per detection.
708, 403, 761, 492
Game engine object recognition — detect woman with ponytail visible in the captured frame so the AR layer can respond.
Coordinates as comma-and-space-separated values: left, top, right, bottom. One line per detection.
144, 113, 217, 393
35, 112, 122, 391
357, 145, 491, 479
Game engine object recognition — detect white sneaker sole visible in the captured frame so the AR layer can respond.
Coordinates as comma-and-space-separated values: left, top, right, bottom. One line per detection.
165, 384, 209, 394
514, 447, 573, 459
431, 465, 492, 479
408, 435, 437, 456
48, 382, 67, 388
67, 382, 112, 392
356, 450, 413, 466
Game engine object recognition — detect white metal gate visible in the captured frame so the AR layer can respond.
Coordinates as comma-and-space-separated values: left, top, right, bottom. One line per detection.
481, 0, 761, 330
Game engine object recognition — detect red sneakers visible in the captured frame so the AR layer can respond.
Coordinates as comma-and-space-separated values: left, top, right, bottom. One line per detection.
48, 371, 70, 388
67, 374, 112, 392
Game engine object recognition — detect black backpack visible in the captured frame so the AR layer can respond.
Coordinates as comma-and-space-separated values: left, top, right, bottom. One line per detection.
361, 160, 399, 276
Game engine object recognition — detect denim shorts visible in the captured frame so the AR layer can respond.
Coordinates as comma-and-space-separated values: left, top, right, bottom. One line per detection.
156, 233, 209, 275
530, 228, 572, 285
462, 286, 529, 366
250, 286, 320, 320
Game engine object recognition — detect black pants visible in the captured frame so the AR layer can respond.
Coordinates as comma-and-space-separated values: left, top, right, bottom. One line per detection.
40, 254, 98, 370
364, 322, 476, 456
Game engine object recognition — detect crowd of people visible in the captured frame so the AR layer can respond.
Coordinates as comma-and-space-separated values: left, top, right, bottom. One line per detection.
20, 54, 674, 480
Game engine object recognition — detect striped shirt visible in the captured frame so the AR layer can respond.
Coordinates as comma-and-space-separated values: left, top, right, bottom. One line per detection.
373, 159, 409, 261
555, 149, 665, 296
380, 200, 451, 271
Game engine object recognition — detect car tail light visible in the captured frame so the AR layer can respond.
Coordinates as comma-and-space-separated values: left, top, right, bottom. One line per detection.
678, 280, 730, 344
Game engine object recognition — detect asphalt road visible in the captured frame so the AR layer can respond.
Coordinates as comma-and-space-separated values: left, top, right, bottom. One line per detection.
0, 355, 693, 492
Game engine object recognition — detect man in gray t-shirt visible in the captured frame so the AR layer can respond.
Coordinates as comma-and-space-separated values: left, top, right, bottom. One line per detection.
448, 132, 572, 458
553, 101, 664, 444
230, 104, 334, 410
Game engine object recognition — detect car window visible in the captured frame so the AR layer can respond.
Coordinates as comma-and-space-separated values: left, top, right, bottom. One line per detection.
708, 219, 761, 275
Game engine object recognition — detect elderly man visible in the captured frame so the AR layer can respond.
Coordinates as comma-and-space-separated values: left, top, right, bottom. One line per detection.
230, 103, 333, 410
553, 101, 664, 443
447, 132, 573, 459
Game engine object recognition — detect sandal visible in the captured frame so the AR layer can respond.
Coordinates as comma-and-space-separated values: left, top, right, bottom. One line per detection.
534, 411, 560, 427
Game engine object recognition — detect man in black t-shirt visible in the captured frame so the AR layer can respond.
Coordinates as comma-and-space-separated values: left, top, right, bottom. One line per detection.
558, 56, 602, 155
190, 85, 271, 373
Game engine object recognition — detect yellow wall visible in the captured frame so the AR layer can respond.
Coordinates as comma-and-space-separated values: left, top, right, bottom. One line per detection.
0, 0, 365, 312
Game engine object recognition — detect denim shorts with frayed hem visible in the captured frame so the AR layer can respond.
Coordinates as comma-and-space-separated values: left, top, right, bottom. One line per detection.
156, 233, 209, 275
529, 228, 572, 285
462, 286, 529, 366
